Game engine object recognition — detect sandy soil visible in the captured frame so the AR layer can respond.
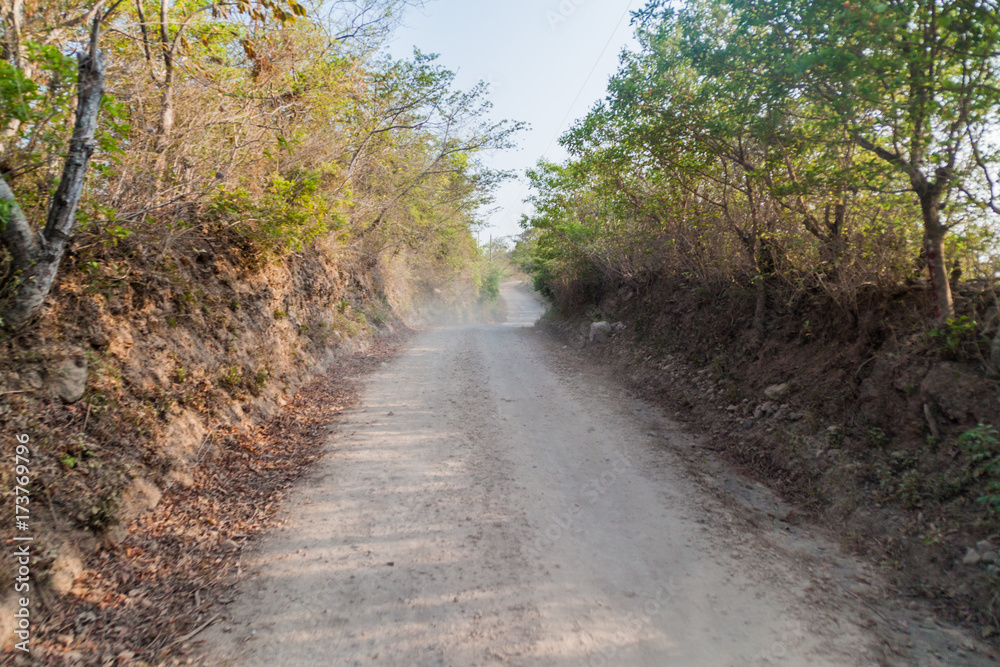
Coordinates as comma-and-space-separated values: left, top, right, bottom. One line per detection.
195, 283, 993, 666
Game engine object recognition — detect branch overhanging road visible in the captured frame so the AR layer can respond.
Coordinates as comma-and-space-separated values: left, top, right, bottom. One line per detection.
197, 283, 990, 667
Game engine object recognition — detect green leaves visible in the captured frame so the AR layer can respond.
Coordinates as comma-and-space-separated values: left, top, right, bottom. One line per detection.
0, 41, 76, 128
520, 0, 1000, 317
0, 62, 39, 124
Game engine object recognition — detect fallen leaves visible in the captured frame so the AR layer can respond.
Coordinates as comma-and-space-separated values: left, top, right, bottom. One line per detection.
24, 333, 407, 665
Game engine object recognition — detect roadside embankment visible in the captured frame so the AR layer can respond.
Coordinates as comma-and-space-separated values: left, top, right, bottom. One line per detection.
540, 276, 1000, 643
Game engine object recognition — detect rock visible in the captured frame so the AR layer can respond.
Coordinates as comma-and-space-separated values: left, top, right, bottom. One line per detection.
88, 331, 109, 348
75, 611, 97, 626
981, 551, 998, 564
51, 357, 87, 404
24, 369, 43, 390
726, 405, 738, 412
963, 548, 982, 565
977, 540, 994, 553
754, 405, 765, 419
167, 468, 195, 488
122, 478, 162, 516
764, 382, 791, 400
988, 564, 1000, 578
612, 322, 626, 331
162, 410, 208, 464
221, 539, 240, 552
588, 321, 612, 345
49, 544, 84, 595
921, 362, 997, 425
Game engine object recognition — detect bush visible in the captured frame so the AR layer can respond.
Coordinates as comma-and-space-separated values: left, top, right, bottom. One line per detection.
208, 170, 345, 259
478, 264, 503, 302
960, 423, 1000, 513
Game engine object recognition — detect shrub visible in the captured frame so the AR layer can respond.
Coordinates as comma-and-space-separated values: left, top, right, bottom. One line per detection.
960, 423, 1000, 513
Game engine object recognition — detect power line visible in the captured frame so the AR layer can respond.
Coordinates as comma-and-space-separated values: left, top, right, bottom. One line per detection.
541, 0, 636, 159
498, 0, 637, 236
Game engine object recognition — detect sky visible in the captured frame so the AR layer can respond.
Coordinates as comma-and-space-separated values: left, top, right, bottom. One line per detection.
386, 0, 641, 244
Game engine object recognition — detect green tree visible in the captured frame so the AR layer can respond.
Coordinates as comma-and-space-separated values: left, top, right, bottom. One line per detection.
726, 0, 1000, 321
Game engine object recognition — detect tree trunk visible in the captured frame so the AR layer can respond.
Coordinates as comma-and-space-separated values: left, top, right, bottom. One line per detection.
1, 43, 106, 329
989, 316, 1000, 375
0, 177, 38, 269
153, 81, 174, 176
152, 0, 174, 179
918, 190, 954, 322
752, 273, 766, 343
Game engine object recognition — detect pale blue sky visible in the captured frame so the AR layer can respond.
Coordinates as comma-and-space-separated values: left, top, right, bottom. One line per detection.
386, 0, 640, 242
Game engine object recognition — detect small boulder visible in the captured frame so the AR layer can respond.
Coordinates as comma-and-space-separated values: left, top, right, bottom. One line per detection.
963, 548, 982, 565
51, 357, 87, 404
24, 369, 44, 390
588, 321, 613, 345
88, 331, 109, 349
764, 383, 791, 400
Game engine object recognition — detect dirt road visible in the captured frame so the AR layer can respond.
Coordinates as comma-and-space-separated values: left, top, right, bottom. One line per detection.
197, 283, 990, 666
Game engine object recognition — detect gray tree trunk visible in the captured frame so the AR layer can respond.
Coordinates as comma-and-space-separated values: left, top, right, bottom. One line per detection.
1, 36, 106, 329
918, 189, 954, 323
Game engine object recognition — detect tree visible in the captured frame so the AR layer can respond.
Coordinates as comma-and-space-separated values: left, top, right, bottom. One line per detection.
0, 9, 113, 329
351, 52, 523, 247
730, 0, 1000, 321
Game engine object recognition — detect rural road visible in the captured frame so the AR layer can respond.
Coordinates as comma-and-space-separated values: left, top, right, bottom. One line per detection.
197, 283, 989, 666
